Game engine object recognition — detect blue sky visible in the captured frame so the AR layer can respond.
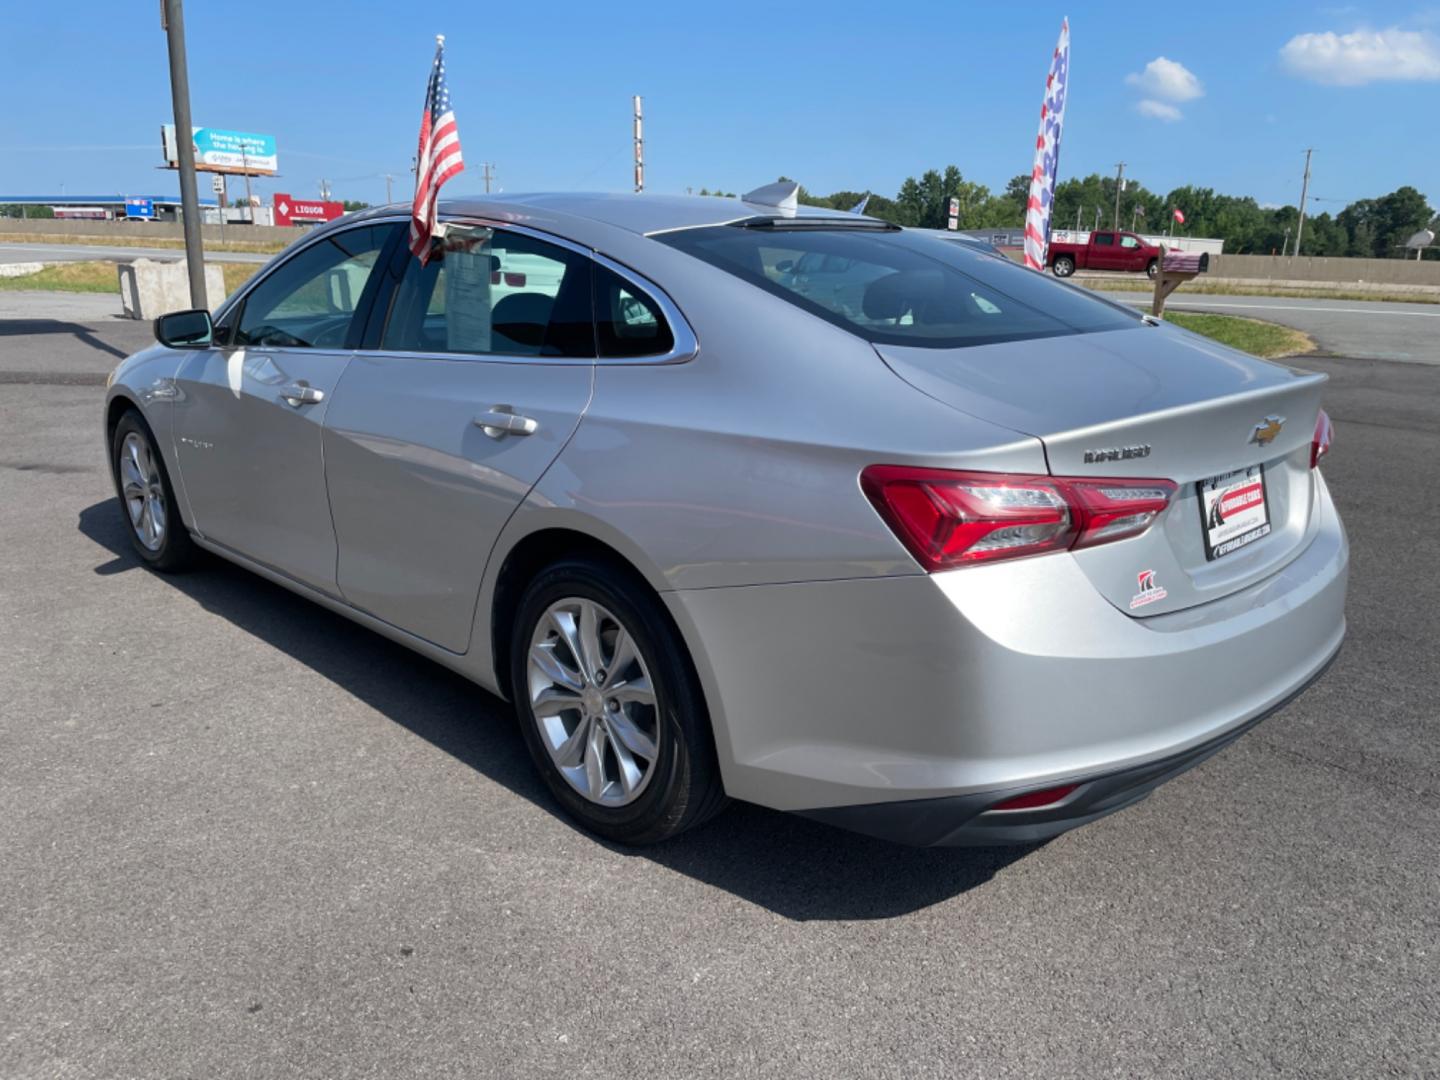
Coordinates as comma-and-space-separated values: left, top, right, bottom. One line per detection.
1, 1, 1435, 211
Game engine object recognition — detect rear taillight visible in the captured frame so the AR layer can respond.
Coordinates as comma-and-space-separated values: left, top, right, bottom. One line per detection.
860, 466, 1177, 572
1311, 409, 1333, 469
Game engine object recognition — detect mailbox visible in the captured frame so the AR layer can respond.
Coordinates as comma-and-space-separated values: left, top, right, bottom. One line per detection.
1151, 247, 1210, 317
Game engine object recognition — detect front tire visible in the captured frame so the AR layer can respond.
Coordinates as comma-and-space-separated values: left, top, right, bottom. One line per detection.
1146, 258, 1159, 279
110, 409, 195, 572
510, 557, 727, 844
1052, 255, 1075, 277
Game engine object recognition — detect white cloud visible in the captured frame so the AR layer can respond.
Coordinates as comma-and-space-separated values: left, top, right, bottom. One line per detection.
1125, 57, 1205, 102
1136, 99, 1183, 121
1280, 27, 1440, 85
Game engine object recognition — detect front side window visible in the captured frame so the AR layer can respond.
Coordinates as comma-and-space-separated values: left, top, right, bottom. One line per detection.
234, 224, 394, 349
380, 226, 594, 358
1120, 235, 1141, 249
657, 224, 1138, 349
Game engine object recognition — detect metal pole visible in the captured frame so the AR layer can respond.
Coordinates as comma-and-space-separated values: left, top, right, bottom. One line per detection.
1075, 205, 1081, 231
632, 95, 644, 193
162, 0, 207, 308
1113, 161, 1125, 230
1093, 206, 1100, 231
384, 174, 394, 203
1294, 148, 1313, 257
242, 148, 254, 223
216, 175, 226, 243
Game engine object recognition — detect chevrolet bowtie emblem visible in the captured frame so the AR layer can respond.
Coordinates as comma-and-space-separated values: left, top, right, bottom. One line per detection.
1251, 415, 1285, 446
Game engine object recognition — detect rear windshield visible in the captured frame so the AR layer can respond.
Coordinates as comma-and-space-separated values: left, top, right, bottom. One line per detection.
656, 225, 1140, 349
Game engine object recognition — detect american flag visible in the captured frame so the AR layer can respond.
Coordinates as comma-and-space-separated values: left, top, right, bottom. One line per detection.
410, 35, 465, 262
1023, 19, 1070, 271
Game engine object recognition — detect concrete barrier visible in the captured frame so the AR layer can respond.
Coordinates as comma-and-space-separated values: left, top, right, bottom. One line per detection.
1206, 253, 1440, 288
117, 259, 227, 319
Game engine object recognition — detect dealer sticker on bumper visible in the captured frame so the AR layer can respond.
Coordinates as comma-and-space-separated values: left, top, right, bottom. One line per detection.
1199, 465, 1271, 560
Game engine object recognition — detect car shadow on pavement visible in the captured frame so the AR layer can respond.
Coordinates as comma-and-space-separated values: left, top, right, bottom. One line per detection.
0, 318, 132, 361
78, 500, 1037, 921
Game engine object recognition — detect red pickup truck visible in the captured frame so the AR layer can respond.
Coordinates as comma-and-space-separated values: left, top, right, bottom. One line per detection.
1047, 230, 1162, 279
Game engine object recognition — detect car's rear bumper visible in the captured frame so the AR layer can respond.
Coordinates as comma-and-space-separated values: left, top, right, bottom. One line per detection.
796, 645, 1337, 846
664, 475, 1348, 840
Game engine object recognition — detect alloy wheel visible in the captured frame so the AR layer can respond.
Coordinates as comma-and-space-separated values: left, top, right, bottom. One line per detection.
526, 597, 660, 807
119, 431, 166, 552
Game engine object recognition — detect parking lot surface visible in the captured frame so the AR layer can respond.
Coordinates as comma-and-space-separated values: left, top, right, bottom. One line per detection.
2, 300, 1437, 1078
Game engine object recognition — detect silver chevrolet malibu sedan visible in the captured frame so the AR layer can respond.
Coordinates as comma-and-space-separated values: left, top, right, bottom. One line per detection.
104, 193, 1346, 846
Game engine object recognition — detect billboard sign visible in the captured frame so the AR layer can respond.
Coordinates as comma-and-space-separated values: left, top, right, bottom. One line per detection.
124, 197, 155, 220
162, 125, 278, 175
273, 193, 345, 227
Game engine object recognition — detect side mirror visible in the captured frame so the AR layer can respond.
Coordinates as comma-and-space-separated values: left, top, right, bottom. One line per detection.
154, 309, 214, 348
775, 259, 795, 274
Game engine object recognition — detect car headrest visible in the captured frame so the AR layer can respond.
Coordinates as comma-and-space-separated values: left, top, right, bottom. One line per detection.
862, 268, 947, 322
492, 292, 554, 327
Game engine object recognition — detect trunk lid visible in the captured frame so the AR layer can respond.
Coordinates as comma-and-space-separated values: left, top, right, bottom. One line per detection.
876, 323, 1328, 615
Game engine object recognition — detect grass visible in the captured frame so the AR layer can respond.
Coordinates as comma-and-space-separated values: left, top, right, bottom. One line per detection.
0, 261, 119, 293
1164, 312, 1315, 359
222, 263, 259, 293
1078, 276, 1440, 306
0, 260, 260, 297
0, 231, 287, 254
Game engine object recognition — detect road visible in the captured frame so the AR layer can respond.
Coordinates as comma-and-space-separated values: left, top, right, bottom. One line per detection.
0, 241, 272, 265
1099, 290, 1440, 365
1, 296, 1437, 1078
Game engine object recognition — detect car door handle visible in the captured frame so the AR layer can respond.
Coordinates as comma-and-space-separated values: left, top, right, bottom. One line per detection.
475, 406, 538, 439
278, 383, 325, 407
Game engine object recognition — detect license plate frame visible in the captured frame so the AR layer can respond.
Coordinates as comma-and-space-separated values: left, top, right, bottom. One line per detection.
1197, 464, 1271, 561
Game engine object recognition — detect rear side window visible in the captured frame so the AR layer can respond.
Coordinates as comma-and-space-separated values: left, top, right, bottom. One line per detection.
657, 225, 1138, 349
380, 226, 595, 358
1093, 233, 1115, 246
593, 265, 674, 358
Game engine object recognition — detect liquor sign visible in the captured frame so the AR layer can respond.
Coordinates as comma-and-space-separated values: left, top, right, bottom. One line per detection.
162, 125, 278, 175
273, 193, 345, 227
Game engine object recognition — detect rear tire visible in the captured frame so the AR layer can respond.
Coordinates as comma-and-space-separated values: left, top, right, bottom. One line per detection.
1052, 255, 1075, 277
110, 408, 196, 572
510, 557, 728, 844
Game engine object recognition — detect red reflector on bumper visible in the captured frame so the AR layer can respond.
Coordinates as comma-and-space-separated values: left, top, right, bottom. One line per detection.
988, 784, 1080, 812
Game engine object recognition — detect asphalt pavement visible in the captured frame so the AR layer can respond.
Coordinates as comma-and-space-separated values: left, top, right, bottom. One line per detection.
0, 241, 271, 265
1100, 290, 1440, 365
1, 295, 1437, 1078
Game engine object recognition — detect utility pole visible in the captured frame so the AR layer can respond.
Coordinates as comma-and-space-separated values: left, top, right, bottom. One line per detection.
241, 147, 254, 222
632, 95, 644, 193
479, 162, 494, 193
1294, 148, 1313, 257
1113, 161, 1126, 230
319, 178, 331, 201
384, 174, 395, 203
1281, 226, 1291, 257
161, 0, 207, 308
